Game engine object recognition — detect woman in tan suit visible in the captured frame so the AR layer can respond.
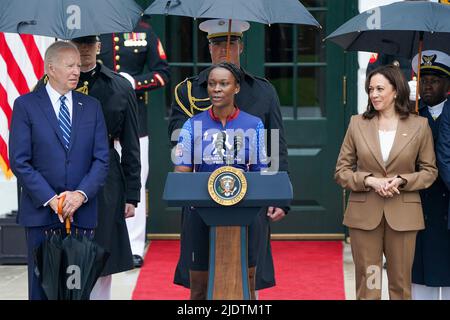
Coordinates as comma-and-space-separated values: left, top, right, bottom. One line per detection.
335, 65, 437, 300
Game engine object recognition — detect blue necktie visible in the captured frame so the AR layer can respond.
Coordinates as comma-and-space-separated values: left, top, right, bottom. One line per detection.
59, 96, 71, 149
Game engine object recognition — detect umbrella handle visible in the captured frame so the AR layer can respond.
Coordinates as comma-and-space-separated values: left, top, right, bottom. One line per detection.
57, 195, 71, 235
415, 32, 424, 113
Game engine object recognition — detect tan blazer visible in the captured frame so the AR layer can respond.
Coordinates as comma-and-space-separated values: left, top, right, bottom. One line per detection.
335, 114, 437, 231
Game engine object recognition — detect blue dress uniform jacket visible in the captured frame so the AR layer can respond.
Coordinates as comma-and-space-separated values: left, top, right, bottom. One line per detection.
413, 98, 450, 286
169, 68, 289, 290
98, 18, 170, 137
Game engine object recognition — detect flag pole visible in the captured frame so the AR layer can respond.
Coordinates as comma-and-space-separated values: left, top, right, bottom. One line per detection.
415, 32, 424, 113
226, 19, 232, 62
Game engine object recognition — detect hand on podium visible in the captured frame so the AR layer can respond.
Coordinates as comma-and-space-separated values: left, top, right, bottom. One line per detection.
267, 206, 286, 222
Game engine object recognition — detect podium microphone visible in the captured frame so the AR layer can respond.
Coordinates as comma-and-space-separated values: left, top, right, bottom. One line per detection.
215, 131, 226, 163
234, 134, 243, 159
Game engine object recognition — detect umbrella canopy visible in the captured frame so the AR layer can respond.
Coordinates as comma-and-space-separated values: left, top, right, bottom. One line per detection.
145, 0, 321, 27
0, 0, 143, 39
325, 1, 450, 58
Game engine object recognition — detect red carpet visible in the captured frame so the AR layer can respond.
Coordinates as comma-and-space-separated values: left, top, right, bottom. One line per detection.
132, 240, 344, 300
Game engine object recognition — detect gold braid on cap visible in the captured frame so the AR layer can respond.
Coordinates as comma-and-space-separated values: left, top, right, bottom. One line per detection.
174, 79, 212, 118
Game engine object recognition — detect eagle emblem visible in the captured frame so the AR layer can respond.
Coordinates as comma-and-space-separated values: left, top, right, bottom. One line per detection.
422, 54, 437, 66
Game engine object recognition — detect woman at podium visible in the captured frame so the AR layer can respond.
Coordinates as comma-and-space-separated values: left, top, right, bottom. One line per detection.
173, 62, 268, 299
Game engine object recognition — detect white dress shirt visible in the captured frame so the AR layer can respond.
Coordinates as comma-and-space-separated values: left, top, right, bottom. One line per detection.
46, 83, 73, 122
379, 130, 396, 164
427, 99, 446, 120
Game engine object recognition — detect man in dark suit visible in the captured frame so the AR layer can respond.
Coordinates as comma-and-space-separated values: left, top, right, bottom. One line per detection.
9, 41, 110, 300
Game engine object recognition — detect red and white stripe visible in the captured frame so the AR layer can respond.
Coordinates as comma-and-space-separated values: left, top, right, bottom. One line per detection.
0, 32, 54, 179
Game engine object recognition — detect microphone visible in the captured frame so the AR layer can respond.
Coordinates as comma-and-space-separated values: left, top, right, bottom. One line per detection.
215, 131, 226, 163
234, 134, 243, 159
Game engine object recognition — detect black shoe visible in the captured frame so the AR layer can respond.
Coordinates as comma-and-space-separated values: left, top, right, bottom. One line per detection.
133, 255, 144, 268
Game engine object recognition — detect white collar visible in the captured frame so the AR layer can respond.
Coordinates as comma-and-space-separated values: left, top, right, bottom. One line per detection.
45, 82, 72, 105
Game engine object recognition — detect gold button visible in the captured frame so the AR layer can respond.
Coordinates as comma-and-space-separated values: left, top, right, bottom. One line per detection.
114, 36, 120, 42
115, 65, 120, 71
144, 80, 148, 84
137, 81, 142, 86
115, 45, 120, 51
115, 55, 120, 61
134, 49, 138, 53
139, 96, 143, 100
151, 79, 154, 82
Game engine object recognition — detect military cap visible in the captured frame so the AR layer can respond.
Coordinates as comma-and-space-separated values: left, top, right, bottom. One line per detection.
199, 19, 250, 43
71, 35, 100, 44
412, 50, 450, 78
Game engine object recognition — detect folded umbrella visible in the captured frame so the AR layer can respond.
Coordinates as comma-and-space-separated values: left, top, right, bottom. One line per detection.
34, 231, 63, 300
34, 195, 109, 300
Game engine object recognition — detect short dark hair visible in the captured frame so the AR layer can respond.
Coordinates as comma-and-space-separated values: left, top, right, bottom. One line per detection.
207, 62, 243, 84
363, 65, 413, 120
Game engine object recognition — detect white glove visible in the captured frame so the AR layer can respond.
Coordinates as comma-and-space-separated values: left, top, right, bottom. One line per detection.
408, 80, 419, 101
119, 72, 136, 90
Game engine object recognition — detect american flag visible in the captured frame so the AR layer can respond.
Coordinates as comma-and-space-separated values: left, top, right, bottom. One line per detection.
0, 33, 54, 179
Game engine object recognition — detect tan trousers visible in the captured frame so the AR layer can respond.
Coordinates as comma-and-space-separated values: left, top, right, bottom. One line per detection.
349, 216, 417, 300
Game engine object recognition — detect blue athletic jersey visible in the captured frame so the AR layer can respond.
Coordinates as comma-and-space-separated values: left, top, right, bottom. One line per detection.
174, 108, 267, 172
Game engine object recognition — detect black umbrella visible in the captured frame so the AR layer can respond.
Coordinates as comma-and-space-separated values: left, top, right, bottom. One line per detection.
145, 0, 320, 61
325, 1, 450, 111
59, 230, 110, 300
145, 0, 320, 26
34, 196, 109, 300
325, 1, 450, 57
34, 231, 63, 300
0, 0, 143, 39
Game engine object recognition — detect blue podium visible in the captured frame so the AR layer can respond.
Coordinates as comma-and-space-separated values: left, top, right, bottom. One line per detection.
163, 171, 292, 300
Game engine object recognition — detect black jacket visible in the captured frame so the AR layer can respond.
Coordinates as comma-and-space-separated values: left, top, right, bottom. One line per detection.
98, 18, 170, 136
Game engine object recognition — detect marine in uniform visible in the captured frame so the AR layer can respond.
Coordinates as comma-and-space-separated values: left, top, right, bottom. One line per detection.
98, 16, 170, 268
35, 35, 142, 299
412, 50, 450, 300
168, 20, 289, 294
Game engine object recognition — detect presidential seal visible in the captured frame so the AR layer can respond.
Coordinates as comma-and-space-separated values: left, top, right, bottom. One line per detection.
208, 166, 247, 206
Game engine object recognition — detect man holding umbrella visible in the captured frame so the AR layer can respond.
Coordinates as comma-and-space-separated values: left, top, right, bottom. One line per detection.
168, 19, 289, 299
97, 15, 170, 268
413, 50, 450, 299
70, 35, 141, 300
35, 35, 141, 300
9, 41, 110, 300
